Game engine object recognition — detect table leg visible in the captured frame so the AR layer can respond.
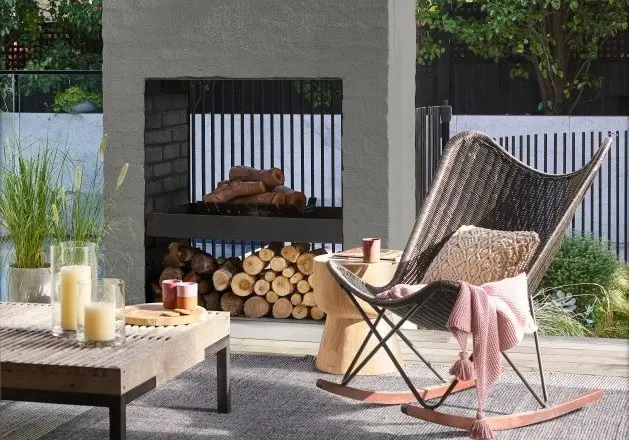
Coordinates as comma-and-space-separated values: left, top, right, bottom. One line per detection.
109, 398, 126, 440
217, 344, 231, 413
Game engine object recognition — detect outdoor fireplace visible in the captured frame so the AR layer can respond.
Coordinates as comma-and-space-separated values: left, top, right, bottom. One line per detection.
102, 0, 417, 308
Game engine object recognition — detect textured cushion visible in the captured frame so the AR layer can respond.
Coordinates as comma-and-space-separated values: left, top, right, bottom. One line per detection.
421, 225, 540, 285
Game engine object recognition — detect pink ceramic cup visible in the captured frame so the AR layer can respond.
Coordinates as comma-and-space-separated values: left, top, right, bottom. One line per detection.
177, 282, 198, 310
362, 238, 381, 263
162, 279, 182, 310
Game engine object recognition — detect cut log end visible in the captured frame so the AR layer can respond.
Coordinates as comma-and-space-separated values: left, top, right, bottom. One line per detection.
281, 243, 311, 263
270, 256, 288, 272
292, 304, 309, 320
258, 242, 284, 262
253, 279, 270, 296
231, 272, 256, 297
220, 292, 244, 316
310, 305, 326, 320
243, 254, 265, 276
271, 276, 294, 297
296, 279, 311, 294
301, 291, 317, 307
282, 267, 296, 278
289, 272, 304, 284
290, 293, 303, 306
265, 291, 279, 304
244, 296, 271, 318
263, 270, 277, 282
159, 267, 184, 285
272, 298, 293, 319
191, 253, 217, 275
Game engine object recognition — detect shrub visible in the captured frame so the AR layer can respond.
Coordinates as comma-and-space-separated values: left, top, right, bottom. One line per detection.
540, 235, 629, 336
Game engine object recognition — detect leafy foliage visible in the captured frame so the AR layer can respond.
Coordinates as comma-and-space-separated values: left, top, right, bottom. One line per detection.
0, 141, 65, 268
0, 0, 102, 68
0, 135, 128, 269
53, 85, 102, 112
539, 235, 629, 336
0, 1, 102, 102
416, 1, 629, 114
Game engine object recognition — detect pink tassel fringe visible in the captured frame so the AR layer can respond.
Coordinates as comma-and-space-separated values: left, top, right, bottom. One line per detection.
449, 351, 476, 381
469, 411, 494, 440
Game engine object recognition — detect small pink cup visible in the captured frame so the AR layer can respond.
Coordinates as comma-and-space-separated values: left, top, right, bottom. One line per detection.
162, 279, 181, 310
362, 238, 381, 263
177, 282, 198, 310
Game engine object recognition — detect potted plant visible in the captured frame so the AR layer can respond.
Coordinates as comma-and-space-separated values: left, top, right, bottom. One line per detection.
0, 144, 65, 302
53, 85, 103, 113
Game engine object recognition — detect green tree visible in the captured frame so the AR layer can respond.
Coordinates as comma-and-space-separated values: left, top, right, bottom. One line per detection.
0, 0, 102, 70
416, 0, 629, 114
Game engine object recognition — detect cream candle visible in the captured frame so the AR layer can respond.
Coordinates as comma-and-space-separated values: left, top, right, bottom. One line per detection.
60, 265, 91, 331
83, 302, 116, 341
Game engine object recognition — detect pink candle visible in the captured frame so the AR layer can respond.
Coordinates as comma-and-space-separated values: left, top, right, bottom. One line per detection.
162, 279, 181, 309
362, 238, 381, 263
177, 282, 198, 310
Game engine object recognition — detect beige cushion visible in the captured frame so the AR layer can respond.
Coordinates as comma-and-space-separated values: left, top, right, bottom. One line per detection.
421, 225, 540, 285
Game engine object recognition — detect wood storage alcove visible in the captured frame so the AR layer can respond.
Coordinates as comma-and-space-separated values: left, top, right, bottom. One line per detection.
150, 241, 329, 322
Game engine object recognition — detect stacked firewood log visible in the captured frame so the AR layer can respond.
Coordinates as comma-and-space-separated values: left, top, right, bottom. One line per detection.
152, 242, 327, 321
201, 166, 307, 213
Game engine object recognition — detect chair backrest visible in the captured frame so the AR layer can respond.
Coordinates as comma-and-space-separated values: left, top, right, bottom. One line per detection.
398, 131, 612, 293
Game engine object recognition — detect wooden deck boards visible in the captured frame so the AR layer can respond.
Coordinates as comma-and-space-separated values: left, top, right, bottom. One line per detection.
229, 319, 629, 377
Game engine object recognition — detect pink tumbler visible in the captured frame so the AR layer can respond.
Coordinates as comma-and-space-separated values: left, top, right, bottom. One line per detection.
362, 238, 381, 263
177, 282, 198, 310
161, 279, 181, 310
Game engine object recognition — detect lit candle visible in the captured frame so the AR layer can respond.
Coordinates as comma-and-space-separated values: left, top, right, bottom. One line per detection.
83, 302, 116, 342
60, 265, 91, 331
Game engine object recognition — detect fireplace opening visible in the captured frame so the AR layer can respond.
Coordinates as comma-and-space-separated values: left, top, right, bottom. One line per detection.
144, 79, 343, 321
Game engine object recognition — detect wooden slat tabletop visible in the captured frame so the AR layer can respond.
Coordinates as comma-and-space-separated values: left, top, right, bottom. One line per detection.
0, 303, 230, 395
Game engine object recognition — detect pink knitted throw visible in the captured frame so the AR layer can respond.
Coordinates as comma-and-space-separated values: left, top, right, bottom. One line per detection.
377, 273, 536, 440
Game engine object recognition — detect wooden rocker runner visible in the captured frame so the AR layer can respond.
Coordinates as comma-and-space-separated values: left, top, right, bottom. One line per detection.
317, 131, 611, 437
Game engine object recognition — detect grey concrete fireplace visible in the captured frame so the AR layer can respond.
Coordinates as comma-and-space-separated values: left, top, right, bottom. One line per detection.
103, 0, 416, 304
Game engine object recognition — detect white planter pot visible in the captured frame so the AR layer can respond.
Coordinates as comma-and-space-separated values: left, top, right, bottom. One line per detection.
6, 266, 52, 303
72, 101, 98, 113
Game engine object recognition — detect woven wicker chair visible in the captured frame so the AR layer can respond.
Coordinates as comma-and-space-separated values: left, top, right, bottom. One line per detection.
317, 131, 612, 434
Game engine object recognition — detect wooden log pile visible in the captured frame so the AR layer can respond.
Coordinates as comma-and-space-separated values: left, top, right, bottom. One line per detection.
151, 242, 327, 321
201, 166, 307, 213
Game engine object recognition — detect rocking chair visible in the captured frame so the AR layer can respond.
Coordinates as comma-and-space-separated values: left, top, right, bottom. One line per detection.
317, 131, 612, 434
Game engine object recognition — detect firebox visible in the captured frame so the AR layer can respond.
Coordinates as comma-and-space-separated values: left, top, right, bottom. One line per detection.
143, 79, 343, 320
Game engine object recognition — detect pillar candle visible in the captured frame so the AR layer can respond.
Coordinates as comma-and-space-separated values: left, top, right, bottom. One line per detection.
60, 265, 91, 331
162, 279, 181, 309
83, 302, 116, 341
177, 282, 198, 310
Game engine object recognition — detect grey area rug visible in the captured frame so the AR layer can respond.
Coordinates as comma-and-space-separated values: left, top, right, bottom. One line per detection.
1, 355, 628, 440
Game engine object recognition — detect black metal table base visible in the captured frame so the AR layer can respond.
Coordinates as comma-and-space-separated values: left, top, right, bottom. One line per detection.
1, 336, 231, 440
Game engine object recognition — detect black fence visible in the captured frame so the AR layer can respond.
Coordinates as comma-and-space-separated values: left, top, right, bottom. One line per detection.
415, 107, 628, 261
187, 79, 343, 257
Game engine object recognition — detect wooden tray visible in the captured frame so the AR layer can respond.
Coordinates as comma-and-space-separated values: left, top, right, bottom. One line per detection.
125, 303, 207, 326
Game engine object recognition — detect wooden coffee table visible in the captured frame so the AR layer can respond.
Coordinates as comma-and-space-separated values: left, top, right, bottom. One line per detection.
312, 254, 403, 375
0, 302, 230, 440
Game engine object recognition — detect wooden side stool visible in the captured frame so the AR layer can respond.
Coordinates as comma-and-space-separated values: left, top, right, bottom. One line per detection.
312, 254, 403, 375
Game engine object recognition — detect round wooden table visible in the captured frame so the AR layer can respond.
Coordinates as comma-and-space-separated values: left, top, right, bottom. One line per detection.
312, 254, 403, 375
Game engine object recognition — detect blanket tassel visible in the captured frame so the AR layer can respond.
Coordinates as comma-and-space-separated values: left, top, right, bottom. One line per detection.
449, 351, 475, 381
469, 411, 494, 440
